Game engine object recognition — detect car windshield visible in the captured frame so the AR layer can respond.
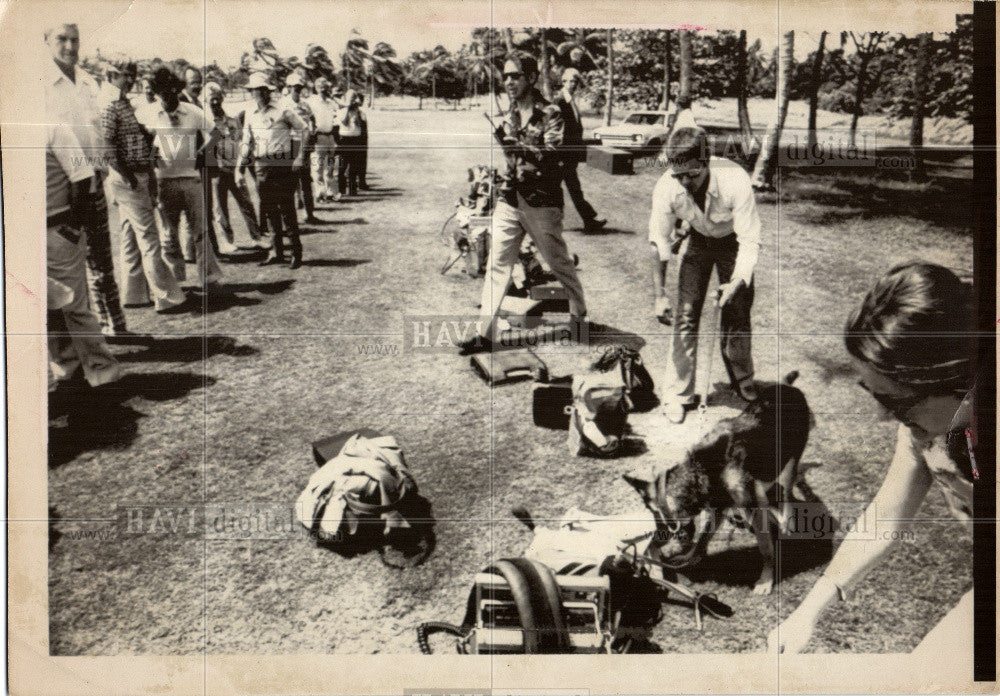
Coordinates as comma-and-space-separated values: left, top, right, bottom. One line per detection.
623, 113, 664, 125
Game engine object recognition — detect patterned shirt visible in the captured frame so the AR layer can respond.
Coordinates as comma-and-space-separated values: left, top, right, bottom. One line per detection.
101, 97, 153, 170
495, 88, 565, 208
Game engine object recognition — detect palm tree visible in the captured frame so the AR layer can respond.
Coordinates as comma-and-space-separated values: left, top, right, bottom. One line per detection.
806, 31, 828, 154
304, 43, 337, 84
511, 28, 559, 100
604, 29, 614, 126
678, 30, 693, 103
909, 32, 932, 181
751, 30, 794, 191
554, 29, 603, 72
414, 45, 458, 107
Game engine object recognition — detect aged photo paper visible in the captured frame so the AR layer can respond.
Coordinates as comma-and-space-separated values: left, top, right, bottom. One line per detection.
2, 0, 996, 694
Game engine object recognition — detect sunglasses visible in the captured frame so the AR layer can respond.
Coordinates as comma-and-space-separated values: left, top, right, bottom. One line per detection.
857, 380, 926, 418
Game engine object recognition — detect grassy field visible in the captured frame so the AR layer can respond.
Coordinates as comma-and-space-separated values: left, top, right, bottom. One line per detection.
48, 105, 973, 655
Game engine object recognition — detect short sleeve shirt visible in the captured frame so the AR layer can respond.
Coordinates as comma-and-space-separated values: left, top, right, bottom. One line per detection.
46, 123, 94, 217
145, 102, 213, 179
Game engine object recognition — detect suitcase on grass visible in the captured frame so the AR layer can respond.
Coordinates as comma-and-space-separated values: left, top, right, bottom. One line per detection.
586, 146, 634, 175
470, 350, 548, 386
532, 377, 574, 429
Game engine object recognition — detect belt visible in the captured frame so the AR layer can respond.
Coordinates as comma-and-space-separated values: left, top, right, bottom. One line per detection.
47, 209, 73, 228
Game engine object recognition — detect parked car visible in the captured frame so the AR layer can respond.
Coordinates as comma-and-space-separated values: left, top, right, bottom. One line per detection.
593, 111, 672, 154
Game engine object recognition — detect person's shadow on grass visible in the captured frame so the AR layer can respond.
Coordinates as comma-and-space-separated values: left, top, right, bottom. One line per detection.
48, 372, 219, 467
301, 258, 371, 268
115, 335, 259, 363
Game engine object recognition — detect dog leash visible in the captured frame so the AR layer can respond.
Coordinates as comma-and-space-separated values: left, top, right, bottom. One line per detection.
698, 287, 723, 418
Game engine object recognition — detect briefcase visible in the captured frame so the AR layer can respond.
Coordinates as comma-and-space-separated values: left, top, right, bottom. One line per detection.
586, 146, 634, 175
532, 376, 574, 429
470, 350, 548, 386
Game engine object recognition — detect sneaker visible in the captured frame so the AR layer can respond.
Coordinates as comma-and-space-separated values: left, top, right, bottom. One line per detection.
457, 335, 493, 356
156, 296, 195, 315
663, 401, 687, 424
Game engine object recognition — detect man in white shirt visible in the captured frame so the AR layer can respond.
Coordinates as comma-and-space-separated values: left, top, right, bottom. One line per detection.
237, 71, 309, 269
649, 127, 761, 423
145, 67, 223, 289
45, 23, 139, 343
46, 123, 122, 388
307, 77, 339, 202
280, 73, 319, 223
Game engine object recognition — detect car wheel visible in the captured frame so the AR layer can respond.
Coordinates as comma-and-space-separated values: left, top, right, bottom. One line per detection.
645, 139, 662, 157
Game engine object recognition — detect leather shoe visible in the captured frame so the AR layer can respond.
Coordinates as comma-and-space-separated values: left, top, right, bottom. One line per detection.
663, 401, 687, 424
259, 255, 287, 266
103, 330, 154, 346
583, 218, 607, 233
288, 257, 302, 270
156, 296, 195, 315
457, 335, 493, 356
304, 215, 322, 224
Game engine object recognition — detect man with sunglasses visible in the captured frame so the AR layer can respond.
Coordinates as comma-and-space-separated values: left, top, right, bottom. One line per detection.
458, 53, 586, 355
650, 126, 762, 423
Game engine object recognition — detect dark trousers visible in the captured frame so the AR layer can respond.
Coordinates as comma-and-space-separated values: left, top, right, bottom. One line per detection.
558, 159, 597, 223
82, 175, 127, 333
337, 136, 364, 195
358, 135, 368, 186
201, 171, 221, 255
666, 232, 755, 402
256, 167, 302, 260
292, 141, 314, 215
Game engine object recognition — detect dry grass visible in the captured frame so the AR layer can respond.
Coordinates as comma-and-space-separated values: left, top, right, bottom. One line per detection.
49, 106, 973, 655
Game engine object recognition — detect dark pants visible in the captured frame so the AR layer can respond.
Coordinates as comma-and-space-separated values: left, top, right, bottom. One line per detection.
82, 176, 127, 333
337, 136, 364, 195
212, 167, 262, 241
666, 232, 755, 402
558, 159, 597, 224
358, 134, 368, 186
292, 141, 314, 216
256, 167, 302, 261
201, 171, 221, 255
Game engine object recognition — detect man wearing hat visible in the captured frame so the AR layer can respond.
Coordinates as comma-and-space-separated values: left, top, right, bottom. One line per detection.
100, 58, 190, 313
554, 68, 605, 234
236, 71, 309, 269
202, 81, 264, 250
145, 67, 223, 289
650, 126, 761, 424
307, 77, 340, 202
281, 72, 320, 224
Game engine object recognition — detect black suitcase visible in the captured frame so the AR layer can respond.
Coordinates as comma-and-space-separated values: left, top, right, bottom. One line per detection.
470, 350, 549, 386
531, 376, 574, 429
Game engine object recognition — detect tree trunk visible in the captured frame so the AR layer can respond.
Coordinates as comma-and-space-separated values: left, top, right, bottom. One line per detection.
807, 31, 827, 153
751, 30, 793, 190
604, 29, 614, 126
849, 59, 868, 148
503, 28, 514, 54
679, 30, 692, 103
540, 30, 551, 100
736, 30, 754, 153
432, 73, 436, 105
659, 30, 672, 110
909, 32, 931, 181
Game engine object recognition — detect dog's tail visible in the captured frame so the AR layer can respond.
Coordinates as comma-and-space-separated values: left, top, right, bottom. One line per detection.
783, 370, 800, 386
511, 506, 535, 531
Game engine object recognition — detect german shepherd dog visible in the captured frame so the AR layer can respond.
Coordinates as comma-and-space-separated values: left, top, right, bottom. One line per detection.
624, 372, 811, 594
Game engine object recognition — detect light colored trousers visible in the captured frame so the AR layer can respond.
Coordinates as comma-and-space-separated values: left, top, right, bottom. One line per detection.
311, 134, 337, 198
478, 194, 586, 340
105, 170, 186, 310
47, 222, 122, 387
158, 176, 223, 286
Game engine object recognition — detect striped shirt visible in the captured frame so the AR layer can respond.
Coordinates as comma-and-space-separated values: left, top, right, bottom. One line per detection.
101, 97, 153, 170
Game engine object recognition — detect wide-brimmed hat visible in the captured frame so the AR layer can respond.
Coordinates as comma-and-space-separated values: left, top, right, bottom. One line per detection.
285, 72, 305, 87
247, 72, 271, 90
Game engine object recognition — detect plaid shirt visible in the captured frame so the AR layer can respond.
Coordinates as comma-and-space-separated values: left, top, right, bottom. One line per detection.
496, 89, 565, 208
101, 97, 153, 170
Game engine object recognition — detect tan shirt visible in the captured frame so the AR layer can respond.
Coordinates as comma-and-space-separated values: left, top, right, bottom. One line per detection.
46, 123, 94, 217
241, 102, 308, 165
